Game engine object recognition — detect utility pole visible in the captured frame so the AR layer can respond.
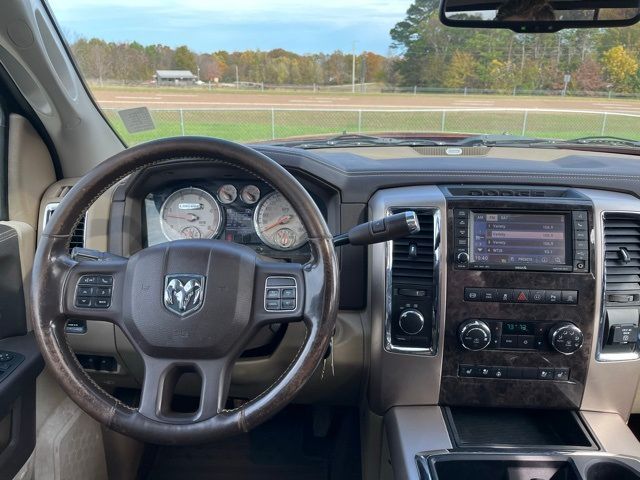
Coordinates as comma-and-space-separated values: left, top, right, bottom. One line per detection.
352, 41, 356, 94
235, 65, 239, 89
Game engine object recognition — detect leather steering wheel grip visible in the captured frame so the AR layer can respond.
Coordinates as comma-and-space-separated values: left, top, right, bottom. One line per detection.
30, 137, 339, 445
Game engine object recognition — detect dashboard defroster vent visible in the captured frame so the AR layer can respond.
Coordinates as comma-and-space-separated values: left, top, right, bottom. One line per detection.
603, 213, 640, 296
43, 203, 86, 252
391, 210, 435, 289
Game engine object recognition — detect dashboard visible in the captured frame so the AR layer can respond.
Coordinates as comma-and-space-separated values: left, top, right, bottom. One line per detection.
48, 145, 640, 420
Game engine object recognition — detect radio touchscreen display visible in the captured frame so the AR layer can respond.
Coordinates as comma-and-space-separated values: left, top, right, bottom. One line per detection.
470, 212, 570, 270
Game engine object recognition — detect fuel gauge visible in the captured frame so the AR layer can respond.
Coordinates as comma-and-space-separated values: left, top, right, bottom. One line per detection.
240, 185, 261, 205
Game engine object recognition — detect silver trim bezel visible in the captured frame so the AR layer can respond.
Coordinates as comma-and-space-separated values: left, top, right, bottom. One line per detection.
159, 187, 223, 241
264, 276, 298, 312
597, 209, 640, 362
384, 207, 441, 355
43, 202, 87, 248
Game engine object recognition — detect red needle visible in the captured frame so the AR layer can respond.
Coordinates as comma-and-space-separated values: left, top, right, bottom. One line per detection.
263, 215, 292, 231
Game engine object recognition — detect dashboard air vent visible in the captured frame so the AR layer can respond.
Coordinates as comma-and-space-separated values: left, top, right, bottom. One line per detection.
43, 203, 86, 251
604, 213, 640, 296
391, 209, 435, 289
446, 186, 574, 198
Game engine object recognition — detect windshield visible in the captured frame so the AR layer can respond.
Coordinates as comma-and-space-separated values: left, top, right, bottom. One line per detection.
49, 0, 640, 148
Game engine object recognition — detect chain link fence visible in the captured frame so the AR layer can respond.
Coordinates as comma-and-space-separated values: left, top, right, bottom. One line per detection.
102, 108, 640, 145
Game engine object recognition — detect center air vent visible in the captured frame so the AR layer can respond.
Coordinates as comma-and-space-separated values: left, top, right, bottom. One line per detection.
43, 203, 86, 252
603, 213, 640, 299
391, 210, 435, 288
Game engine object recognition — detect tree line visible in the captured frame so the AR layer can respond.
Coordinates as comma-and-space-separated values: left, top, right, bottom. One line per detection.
70, 39, 390, 87
69, 0, 640, 93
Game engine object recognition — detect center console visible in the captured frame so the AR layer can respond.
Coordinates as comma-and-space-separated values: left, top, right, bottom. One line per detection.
441, 189, 597, 409
370, 185, 640, 480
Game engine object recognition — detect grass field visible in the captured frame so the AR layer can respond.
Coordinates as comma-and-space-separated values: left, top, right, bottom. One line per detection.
103, 108, 640, 145
93, 86, 640, 145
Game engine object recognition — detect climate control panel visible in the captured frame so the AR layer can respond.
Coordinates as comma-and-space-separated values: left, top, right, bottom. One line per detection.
458, 319, 583, 355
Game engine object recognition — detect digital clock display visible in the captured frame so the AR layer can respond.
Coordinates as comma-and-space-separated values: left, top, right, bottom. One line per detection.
502, 322, 534, 335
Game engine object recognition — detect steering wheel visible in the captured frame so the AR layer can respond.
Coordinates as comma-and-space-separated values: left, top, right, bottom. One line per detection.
31, 137, 338, 445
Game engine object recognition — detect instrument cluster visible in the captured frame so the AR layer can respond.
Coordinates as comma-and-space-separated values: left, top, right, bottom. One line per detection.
144, 180, 311, 259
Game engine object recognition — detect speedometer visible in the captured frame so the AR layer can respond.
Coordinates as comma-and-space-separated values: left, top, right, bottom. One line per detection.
254, 191, 308, 250
160, 187, 222, 241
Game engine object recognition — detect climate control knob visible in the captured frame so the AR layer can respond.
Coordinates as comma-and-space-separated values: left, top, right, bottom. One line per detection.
549, 322, 584, 355
459, 320, 491, 351
398, 309, 425, 335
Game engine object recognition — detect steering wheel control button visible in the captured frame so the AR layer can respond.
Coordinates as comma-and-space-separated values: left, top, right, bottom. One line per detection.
76, 275, 114, 309
266, 289, 281, 300
0, 353, 14, 363
76, 297, 92, 308
77, 286, 93, 296
281, 288, 296, 299
264, 276, 297, 312
281, 299, 296, 310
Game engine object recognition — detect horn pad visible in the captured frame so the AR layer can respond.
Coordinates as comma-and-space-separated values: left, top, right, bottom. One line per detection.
122, 240, 257, 358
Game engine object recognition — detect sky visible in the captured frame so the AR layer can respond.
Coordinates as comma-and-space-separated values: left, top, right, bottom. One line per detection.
47, 0, 411, 55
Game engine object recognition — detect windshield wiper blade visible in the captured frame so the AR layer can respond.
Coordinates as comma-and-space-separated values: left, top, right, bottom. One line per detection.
561, 136, 640, 148
271, 134, 441, 148
455, 134, 552, 147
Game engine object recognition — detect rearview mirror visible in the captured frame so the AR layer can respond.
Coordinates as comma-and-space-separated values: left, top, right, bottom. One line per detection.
440, 0, 640, 32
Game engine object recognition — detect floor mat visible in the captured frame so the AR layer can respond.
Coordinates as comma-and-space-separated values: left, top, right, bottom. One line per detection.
137, 406, 361, 480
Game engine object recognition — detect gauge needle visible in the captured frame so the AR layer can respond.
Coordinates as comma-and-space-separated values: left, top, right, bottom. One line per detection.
165, 213, 199, 222
263, 215, 292, 232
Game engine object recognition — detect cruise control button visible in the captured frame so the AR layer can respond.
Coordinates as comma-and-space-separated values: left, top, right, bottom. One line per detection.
281, 288, 296, 299
265, 300, 280, 311
281, 299, 296, 310
266, 289, 281, 299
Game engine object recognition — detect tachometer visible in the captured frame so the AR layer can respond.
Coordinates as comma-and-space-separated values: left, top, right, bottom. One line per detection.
160, 187, 222, 241
254, 191, 308, 250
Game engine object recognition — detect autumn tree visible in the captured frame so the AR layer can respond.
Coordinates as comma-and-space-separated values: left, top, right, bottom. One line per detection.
444, 51, 477, 88
602, 45, 638, 91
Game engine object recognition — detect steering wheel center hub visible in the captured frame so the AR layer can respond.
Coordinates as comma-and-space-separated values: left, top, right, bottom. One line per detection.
123, 239, 256, 358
